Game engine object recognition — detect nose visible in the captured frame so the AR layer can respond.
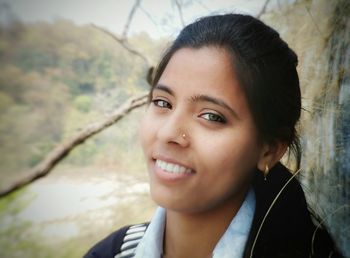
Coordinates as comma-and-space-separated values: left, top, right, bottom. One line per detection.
156, 108, 190, 147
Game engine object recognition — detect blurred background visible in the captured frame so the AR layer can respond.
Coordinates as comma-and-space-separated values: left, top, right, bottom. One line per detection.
0, 0, 349, 257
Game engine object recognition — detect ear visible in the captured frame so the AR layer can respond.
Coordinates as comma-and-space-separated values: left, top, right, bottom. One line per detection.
257, 141, 288, 172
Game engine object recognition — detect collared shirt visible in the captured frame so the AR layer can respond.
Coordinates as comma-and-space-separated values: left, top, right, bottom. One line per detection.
134, 188, 256, 258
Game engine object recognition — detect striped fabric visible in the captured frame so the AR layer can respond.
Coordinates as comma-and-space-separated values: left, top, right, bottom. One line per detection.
114, 223, 148, 258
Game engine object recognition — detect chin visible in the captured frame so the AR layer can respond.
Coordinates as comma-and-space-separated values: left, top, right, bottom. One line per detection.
149, 186, 192, 212
150, 188, 209, 214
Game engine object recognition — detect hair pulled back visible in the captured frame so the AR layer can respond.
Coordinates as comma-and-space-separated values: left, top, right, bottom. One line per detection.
151, 14, 302, 169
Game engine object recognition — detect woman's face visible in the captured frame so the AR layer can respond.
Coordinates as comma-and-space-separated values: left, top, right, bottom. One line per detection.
140, 46, 264, 213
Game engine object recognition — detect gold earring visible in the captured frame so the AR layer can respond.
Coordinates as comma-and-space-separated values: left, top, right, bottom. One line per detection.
264, 164, 269, 181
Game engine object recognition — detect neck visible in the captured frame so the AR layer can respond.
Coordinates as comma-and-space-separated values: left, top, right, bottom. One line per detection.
163, 190, 247, 258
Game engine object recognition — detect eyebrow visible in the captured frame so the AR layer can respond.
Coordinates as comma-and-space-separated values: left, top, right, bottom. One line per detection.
191, 94, 239, 119
153, 84, 239, 119
153, 84, 174, 96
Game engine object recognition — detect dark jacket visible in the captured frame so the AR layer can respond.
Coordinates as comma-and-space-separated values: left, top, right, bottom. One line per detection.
243, 162, 343, 258
84, 163, 343, 258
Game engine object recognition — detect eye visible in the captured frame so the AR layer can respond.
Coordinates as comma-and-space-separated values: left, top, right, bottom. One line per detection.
152, 99, 172, 109
200, 113, 226, 123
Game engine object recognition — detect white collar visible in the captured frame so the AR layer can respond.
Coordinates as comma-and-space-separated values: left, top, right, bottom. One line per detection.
134, 188, 255, 258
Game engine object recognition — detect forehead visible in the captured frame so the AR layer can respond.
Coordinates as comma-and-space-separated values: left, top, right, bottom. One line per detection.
158, 47, 249, 115
161, 46, 234, 85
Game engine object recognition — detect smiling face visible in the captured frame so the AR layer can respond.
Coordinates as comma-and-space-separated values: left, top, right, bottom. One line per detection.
140, 46, 265, 213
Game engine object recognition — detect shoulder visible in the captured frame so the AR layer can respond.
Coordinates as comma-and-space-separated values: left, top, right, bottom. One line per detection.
83, 223, 149, 258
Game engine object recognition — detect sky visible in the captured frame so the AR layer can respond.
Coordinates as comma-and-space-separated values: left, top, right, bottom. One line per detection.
0, 0, 272, 38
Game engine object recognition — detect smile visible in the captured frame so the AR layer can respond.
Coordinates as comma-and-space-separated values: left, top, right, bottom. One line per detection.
156, 159, 193, 174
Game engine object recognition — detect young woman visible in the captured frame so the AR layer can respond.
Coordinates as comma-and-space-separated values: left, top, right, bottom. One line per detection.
85, 14, 343, 258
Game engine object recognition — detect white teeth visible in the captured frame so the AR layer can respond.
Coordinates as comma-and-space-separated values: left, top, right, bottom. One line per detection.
179, 166, 186, 173
156, 159, 192, 174
166, 163, 174, 172
173, 165, 180, 173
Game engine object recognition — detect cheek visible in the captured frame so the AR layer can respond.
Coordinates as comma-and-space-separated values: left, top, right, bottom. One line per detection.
139, 111, 153, 152
139, 109, 161, 155
200, 129, 260, 176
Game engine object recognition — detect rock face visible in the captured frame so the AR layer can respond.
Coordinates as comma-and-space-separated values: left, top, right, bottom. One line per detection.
263, 0, 349, 256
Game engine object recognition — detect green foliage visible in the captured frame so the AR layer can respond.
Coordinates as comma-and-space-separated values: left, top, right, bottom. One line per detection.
0, 188, 32, 216
0, 91, 13, 111
0, 19, 166, 183
74, 95, 92, 113
0, 17, 167, 258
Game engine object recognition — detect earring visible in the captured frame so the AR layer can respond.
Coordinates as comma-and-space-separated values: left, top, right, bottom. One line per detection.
182, 133, 186, 139
264, 164, 269, 181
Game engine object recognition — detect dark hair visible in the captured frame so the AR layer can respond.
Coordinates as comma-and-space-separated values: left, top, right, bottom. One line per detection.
150, 13, 302, 170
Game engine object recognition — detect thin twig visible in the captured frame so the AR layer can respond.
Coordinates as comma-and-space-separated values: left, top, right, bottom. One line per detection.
0, 94, 148, 198
122, 0, 142, 39
91, 24, 150, 66
174, 0, 185, 27
139, 5, 159, 28
257, 0, 272, 18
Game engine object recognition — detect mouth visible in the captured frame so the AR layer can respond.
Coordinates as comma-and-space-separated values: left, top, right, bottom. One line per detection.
155, 159, 194, 174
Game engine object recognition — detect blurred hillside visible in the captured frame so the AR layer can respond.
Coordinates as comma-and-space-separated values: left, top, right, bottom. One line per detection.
0, 19, 166, 187
0, 19, 163, 258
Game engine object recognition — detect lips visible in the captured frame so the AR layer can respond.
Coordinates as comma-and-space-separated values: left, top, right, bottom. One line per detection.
155, 159, 194, 174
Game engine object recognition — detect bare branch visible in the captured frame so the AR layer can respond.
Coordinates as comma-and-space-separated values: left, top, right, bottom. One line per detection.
139, 5, 159, 28
0, 1, 152, 198
257, 0, 272, 19
122, 0, 142, 39
0, 94, 148, 198
174, 0, 185, 27
91, 24, 150, 66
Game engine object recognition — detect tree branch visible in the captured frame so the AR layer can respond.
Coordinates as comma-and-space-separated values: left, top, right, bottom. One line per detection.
257, 0, 272, 18
0, 93, 148, 198
139, 5, 159, 28
91, 24, 150, 67
122, 0, 142, 39
91, 24, 150, 66
174, 0, 185, 27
